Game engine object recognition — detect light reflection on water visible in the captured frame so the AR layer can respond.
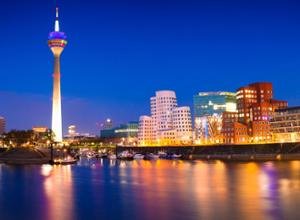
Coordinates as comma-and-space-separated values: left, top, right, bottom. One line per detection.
43, 165, 74, 220
0, 159, 300, 219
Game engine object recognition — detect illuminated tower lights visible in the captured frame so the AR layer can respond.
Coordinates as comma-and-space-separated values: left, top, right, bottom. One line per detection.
48, 7, 67, 142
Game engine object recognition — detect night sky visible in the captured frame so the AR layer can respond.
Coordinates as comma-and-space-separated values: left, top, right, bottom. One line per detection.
1, 0, 300, 134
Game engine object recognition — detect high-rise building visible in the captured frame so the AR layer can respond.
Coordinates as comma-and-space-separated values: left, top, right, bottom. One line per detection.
138, 90, 192, 146
0, 117, 5, 135
48, 7, 67, 142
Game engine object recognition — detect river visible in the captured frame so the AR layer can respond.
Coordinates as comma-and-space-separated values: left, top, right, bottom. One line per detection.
0, 159, 299, 220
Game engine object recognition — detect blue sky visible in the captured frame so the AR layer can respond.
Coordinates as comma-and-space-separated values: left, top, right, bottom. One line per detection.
1, 0, 300, 134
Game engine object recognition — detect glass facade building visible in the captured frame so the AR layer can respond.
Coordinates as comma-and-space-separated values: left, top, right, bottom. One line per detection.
100, 121, 138, 138
193, 92, 237, 117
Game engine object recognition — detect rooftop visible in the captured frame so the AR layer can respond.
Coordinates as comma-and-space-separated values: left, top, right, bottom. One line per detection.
196, 91, 236, 96
275, 106, 300, 112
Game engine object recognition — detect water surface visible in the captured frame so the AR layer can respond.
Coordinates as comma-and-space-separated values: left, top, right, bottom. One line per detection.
0, 159, 300, 220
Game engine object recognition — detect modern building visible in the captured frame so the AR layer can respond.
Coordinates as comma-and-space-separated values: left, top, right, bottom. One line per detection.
194, 114, 223, 144
100, 121, 139, 139
222, 112, 249, 144
252, 120, 271, 142
99, 118, 115, 138
48, 7, 67, 142
222, 82, 287, 144
138, 90, 192, 146
114, 122, 139, 138
100, 128, 115, 139
151, 90, 178, 131
138, 116, 154, 146
270, 106, 300, 143
193, 92, 236, 117
222, 112, 238, 144
193, 92, 236, 144
172, 107, 193, 144
0, 117, 6, 135
236, 82, 287, 125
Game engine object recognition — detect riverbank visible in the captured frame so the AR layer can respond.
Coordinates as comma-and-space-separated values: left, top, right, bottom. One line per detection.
117, 142, 300, 161
0, 147, 50, 165
191, 153, 300, 161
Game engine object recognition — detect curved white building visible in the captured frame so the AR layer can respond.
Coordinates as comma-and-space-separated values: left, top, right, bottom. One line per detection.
138, 115, 154, 146
138, 90, 192, 146
151, 90, 177, 131
172, 106, 193, 144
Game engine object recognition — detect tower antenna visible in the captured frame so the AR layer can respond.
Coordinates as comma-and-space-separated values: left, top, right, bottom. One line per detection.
54, 5, 60, 31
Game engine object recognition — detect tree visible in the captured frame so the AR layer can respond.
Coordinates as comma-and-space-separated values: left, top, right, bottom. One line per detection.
3, 130, 35, 147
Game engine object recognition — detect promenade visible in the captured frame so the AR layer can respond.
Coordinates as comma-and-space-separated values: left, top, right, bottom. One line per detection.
117, 142, 300, 161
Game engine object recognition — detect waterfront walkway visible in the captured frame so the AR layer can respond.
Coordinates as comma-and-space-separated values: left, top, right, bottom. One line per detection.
117, 142, 300, 161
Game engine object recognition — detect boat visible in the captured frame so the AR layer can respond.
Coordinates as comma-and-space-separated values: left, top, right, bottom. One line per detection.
85, 151, 96, 159
53, 157, 78, 165
117, 151, 134, 160
158, 151, 167, 159
133, 154, 144, 160
171, 154, 182, 159
144, 153, 159, 160
108, 154, 117, 160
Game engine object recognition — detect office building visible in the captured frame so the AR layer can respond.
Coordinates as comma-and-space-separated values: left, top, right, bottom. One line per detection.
193, 92, 236, 117
100, 121, 139, 139
172, 106, 193, 144
270, 106, 300, 142
223, 82, 287, 143
138, 116, 154, 146
193, 92, 236, 144
194, 114, 223, 144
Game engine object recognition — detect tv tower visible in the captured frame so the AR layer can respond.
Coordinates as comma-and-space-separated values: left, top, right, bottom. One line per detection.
48, 7, 67, 142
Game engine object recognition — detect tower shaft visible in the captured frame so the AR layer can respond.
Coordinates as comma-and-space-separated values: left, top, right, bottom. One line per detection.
51, 55, 63, 142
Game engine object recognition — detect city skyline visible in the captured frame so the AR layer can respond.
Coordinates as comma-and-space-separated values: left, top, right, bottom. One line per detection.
1, 0, 300, 134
